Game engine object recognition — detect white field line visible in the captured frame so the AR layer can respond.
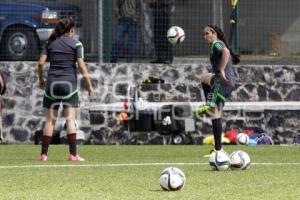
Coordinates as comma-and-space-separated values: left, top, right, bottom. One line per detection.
1, 162, 300, 169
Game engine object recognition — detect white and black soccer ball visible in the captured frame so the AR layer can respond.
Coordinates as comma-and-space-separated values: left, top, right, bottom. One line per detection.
159, 167, 186, 191
229, 150, 251, 170
236, 133, 250, 145
167, 26, 185, 45
209, 151, 231, 171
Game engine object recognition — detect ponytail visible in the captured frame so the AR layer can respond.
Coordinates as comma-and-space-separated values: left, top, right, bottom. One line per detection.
46, 18, 75, 46
208, 25, 240, 64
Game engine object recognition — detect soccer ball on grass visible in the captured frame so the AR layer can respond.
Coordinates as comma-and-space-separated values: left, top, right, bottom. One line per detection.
159, 167, 186, 191
209, 151, 231, 171
229, 150, 251, 170
236, 133, 250, 145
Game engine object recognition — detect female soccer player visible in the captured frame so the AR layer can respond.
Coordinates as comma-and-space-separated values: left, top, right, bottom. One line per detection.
37, 18, 94, 161
200, 24, 240, 155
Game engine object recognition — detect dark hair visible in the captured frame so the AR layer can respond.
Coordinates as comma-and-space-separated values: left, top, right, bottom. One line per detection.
46, 18, 75, 46
207, 24, 240, 64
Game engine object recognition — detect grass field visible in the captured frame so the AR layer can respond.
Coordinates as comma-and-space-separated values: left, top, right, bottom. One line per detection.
0, 145, 300, 200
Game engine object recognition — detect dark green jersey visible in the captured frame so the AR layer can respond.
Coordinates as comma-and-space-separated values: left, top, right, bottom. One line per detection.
209, 40, 235, 87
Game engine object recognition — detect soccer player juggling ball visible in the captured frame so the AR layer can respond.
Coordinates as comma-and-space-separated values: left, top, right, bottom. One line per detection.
37, 18, 94, 161
197, 25, 240, 155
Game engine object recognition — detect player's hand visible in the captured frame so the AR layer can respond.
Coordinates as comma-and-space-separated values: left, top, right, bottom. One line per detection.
39, 80, 45, 90
220, 70, 229, 83
88, 87, 94, 96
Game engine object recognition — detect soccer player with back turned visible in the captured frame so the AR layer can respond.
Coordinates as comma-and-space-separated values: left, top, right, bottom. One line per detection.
37, 18, 94, 161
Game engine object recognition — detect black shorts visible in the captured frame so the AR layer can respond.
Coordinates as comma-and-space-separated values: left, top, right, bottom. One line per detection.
210, 76, 235, 106
43, 91, 79, 110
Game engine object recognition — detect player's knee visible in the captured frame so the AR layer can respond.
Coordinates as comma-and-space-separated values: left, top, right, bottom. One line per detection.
200, 73, 213, 85
207, 107, 222, 119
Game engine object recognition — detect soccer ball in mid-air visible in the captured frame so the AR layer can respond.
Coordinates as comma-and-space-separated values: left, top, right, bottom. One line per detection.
236, 133, 250, 145
209, 151, 231, 171
167, 26, 185, 45
159, 167, 186, 191
229, 150, 251, 170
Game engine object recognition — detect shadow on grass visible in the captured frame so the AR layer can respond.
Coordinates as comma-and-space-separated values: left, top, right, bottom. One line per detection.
149, 189, 166, 193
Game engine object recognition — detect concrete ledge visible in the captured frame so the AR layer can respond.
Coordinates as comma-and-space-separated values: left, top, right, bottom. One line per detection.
85, 101, 300, 112
224, 101, 300, 111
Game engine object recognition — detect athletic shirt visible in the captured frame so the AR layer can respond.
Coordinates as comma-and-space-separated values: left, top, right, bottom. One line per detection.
210, 40, 235, 87
41, 35, 84, 95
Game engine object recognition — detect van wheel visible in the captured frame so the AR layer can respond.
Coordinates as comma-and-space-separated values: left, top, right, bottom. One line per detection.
172, 133, 185, 145
0, 26, 39, 60
172, 133, 192, 145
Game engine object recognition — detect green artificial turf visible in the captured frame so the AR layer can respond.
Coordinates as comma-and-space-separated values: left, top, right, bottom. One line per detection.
0, 145, 300, 200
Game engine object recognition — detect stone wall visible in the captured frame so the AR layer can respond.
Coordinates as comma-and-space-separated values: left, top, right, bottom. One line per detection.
0, 62, 299, 144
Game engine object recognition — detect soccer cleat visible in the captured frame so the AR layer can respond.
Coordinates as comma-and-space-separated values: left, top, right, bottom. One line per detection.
203, 149, 225, 158
194, 81, 226, 116
194, 104, 211, 116
68, 154, 85, 161
203, 149, 215, 158
39, 154, 48, 161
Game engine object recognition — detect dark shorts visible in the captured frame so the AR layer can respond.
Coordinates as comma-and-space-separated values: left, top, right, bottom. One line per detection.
210, 76, 235, 97
43, 80, 79, 109
43, 82, 79, 110
43, 91, 79, 110
210, 76, 235, 107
